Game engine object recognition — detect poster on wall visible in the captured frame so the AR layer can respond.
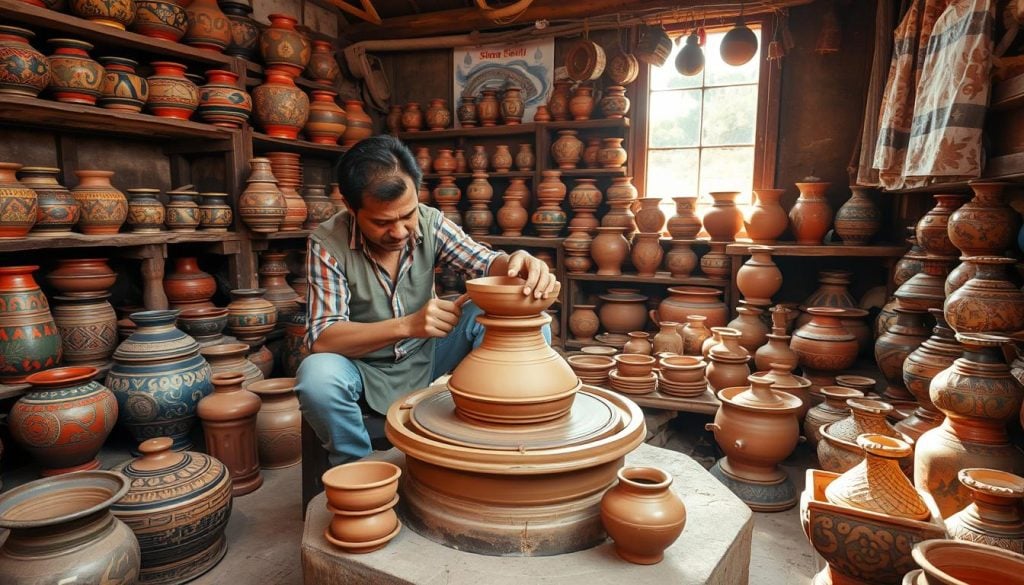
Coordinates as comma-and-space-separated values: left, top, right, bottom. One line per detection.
454, 39, 555, 126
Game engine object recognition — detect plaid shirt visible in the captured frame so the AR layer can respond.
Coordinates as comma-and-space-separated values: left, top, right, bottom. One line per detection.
305, 209, 500, 358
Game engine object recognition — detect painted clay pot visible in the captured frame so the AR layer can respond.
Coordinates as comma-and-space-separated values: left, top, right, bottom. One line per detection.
197, 69, 251, 128
132, 0, 188, 42
706, 330, 751, 391
633, 197, 665, 234
0, 471, 141, 584
47, 258, 116, 295
789, 181, 832, 245
874, 308, 930, 402
895, 255, 954, 313
146, 61, 199, 120
497, 180, 528, 236
898, 308, 959, 442
567, 179, 601, 233
791, 307, 858, 387
597, 138, 628, 169
942, 468, 1024, 553
606, 175, 638, 202
664, 239, 697, 277
238, 157, 286, 233
19, 167, 79, 235
282, 304, 310, 376
602, 199, 637, 237
226, 288, 277, 343
183, 0, 230, 52
456, 96, 477, 127
736, 246, 782, 305
630, 233, 663, 277
433, 176, 461, 225
0, 266, 62, 383
833, 185, 881, 244
341, 100, 373, 147
600, 85, 630, 118
0, 162, 38, 238
123, 187, 164, 233
744, 189, 787, 243
500, 87, 524, 124
818, 399, 909, 474
551, 130, 583, 169
665, 196, 701, 239
200, 342, 264, 388
803, 385, 863, 447
70, 170, 128, 235
165, 191, 200, 232
253, 69, 309, 139
70, 0, 135, 29
46, 39, 104, 105
177, 307, 231, 348
11, 366, 116, 475
568, 304, 600, 342
825, 435, 930, 520
598, 291, 648, 334
477, 89, 499, 126
945, 255, 976, 296
569, 84, 595, 120
248, 378, 301, 469
259, 251, 300, 319
591, 226, 630, 275
563, 227, 593, 273
0, 26, 50, 97
111, 436, 232, 585
198, 372, 263, 496
581, 137, 601, 168
917, 193, 968, 256
106, 310, 214, 451
702, 191, 743, 241
163, 256, 216, 310
600, 466, 686, 565
547, 79, 572, 121
199, 192, 232, 231
653, 286, 728, 329
401, 102, 423, 132
304, 90, 346, 144
514, 143, 534, 171
98, 56, 148, 113
433, 148, 456, 175
306, 40, 340, 86
797, 270, 857, 328
681, 315, 711, 356
895, 231, 926, 287
948, 181, 1020, 256
258, 14, 310, 78
700, 242, 730, 278
52, 293, 118, 367
302, 185, 334, 230
944, 256, 1024, 335
414, 147, 431, 174
910, 539, 1024, 584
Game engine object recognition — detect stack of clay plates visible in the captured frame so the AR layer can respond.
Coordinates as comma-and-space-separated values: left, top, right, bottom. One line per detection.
608, 369, 657, 395
657, 375, 708, 397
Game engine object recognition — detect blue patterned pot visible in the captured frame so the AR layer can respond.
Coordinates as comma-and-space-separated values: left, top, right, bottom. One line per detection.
106, 310, 212, 450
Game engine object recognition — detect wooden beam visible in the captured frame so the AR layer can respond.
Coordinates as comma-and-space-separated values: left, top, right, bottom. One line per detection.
323, 0, 382, 25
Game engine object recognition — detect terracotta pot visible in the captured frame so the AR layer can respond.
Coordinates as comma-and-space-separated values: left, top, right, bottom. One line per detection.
322, 460, 400, 512
547, 80, 572, 121
606, 175, 638, 202
727, 306, 768, 355
706, 330, 751, 391
0, 162, 38, 238
630, 233, 663, 277
551, 130, 583, 169
798, 270, 856, 328
702, 191, 743, 241
259, 251, 300, 319
680, 315, 711, 356
18, 167, 77, 235
945, 256, 976, 296
874, 308, 930, 402
111, 436, 232, 584
123, 188, 164, 233
736, 246, 782, 305
106, 310, 213, 451
303, 89, 346, 144
47, 258, 116, 295
384, 104, 402, 134
192, 68, 250, 128
0, 471, 141, 584
818, 398, 909, 474
897, 308, 959, 441
633, 197, 665, 234
622, 331, 652, 355
253, 68, 309, 139
52, 293, 117, 367
941, 468, 1024, 553
477, 89, 499, 126
916, 333, 1024, 518
327, 503, 399, 547
238, 157, 286, 233
247, 342, 273, 378
600, 85, 630, 118
563, 227, 593, 274
591, 227, 630, 276
46, 38, 104, 105
825, 434, 929, 520
433, 176, 461, 225
200, 342, 263, 389
895, 231, 926, 287
219, 0, 257, 58
258, 14, 310, 78
598, 291, 648, 334
302, 185, 333, 230
602, 199, 637, 237
803, 385, 863, 446
0, 26, 50, 97
282, 304, 310, 376
833, 185, 881, 245
652, 321, 683, 355
400, 101, 423, 132
700, 241, 730, 278
163, 256, 216, 311
97, 56, 148, 112
911, 539, 1024, 585
199, 192, 232, 231
226, 288, 277, 343
146, 61, 199, 120
568, 304, 600, 342
70, 0, 135, 29
177, 306, 231, 348
652, 286, 728, 328
791, 307, 858, 386
0, 266, 62, 383
581, 137, 601, 169
916, 194, 969, 256
491, 144, 513, 172
182, 0, 230, 51
664, 238, 697, 277
569, 84, 595, 120
744, 189, 787, 243
600, 466, 686, 565
341, 100, 373, 147
456, 96, 477, 127
499, 87, 524, 124
306, 40, 339, 85
513, 143, 534, 171
945, 256, 1024, 335
752, 362, 811, 418
246, 377, 302, 469
198, 372, 263, 496
948, 181, 1020, 256
567, 178, 601, 233
496, 179, 528, 236
164, 191, 200, 232
11, 366, 116, 475
597, 138, 627, 168
789, 181, 833, 245
896, 255, 955, 313
467, 144, 487, 171
754, 332, 798, 373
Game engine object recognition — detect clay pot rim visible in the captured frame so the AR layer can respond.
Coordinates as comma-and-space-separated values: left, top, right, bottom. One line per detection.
911, 539, 1024, 585
17, 166, 61, 174
819, 385, 865, 400
179, 307, 229, 319
626, 331, 649, 339
660, 355, 705, 370
129, 309, 181, 326
580, 345, 617, 356
0, 471, 129, 529
200, 343, 249, 358
25, 365, 99, 388
567, 354, 615, 370
855, 433, 912, 459
327, 494, 399, 517
248, 377, 296, 395
847, 398, 893, 414
613, 354, 656, 366
835, 308, 870, 318
53, 292, 111, 302
834, 375, 876, 387
666, 286, 723, 298
211, 371, 246, 388
322, 520, 402, 551
322, 461, 402, 491
598, 293, 647, 302
0, 265, 39, 275
231, 287, 268, 297
958, 468, 1024, 497
617, 465, 671, 490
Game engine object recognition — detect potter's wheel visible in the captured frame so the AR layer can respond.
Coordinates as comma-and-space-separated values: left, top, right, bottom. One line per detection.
410, 389, 622, 451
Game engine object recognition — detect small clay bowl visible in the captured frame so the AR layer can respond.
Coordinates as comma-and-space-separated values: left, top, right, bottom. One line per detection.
465, 276, 561, 317
566, 354, 615, 373
658, 355, 706, 384
580, 345, 617, 356
177, 306, 228, 338
613, 354, 656, 378
323, 520, 402, 554
327, 497, 399, 543
322, 461, 401, 512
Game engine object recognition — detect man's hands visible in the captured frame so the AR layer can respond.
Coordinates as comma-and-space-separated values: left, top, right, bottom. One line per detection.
506, 249, 559, 299
405, 293, 470, 338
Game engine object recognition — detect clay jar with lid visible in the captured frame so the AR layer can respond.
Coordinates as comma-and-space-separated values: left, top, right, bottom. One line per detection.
753, 362, 812, 419
789, 181, 833, 245
652, 286, 728, 329
873, 308, 930, 402
944, 468, 1024, 553
706, 329, 751, 391
817, 398, 909, 474
0, 266, 62, 383
600, 466, 686, 565
0, 162, 38, 238
591, 227, 630, 275
948, 180, 1020, 256
944, 256, 1024, 335
898, 308, 960, 441
744, 189, 787, 243
736, 246, 782, 305
598, 290, 648, 334
111, 437, 232, 585
803, 385, 863, 446
198, 372, 263, 496
71, 170, 128, 235
790, 307, 858, 387
702, 191, 743, 241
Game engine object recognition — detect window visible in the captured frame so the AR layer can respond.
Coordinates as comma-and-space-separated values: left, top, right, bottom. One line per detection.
645, 26, 763, 209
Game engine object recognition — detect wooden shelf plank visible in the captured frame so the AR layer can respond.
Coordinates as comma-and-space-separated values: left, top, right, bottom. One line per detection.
992, 73, 1024, 112
0, 0, 234, 68
477, 235, 563, 249
567, 272, 729, 286
556, 167, 627, 177
253, 230, 314, 240
0, 95, 234, 140
0, 231, 241, 253
724, 242, 907, 257
252, 133, 348, 157
397, 123, 537, 140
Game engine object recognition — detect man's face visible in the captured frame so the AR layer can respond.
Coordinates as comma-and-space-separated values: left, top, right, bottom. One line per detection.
354, 175, 420, 254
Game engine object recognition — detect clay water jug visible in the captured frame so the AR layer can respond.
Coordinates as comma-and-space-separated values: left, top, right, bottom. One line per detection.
744, 189, 787, 243
702, 191, 742, 241
600, 466, 686, 565
789, 181, 832, 245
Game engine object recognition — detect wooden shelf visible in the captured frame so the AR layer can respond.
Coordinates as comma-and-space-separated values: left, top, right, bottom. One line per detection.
0, 0, 234, 68
398, 123, 537, 140
254, 230, 313, 240
477, 235, 563, 249
556, 167, 627, 177
0, 95, 234, 141
567, 272, 729, 286
724, 242, 907, 257
992, 72, 1024, 112
543, 117, 631, 131
0, 231, 242, 253
252, 133, 348, 157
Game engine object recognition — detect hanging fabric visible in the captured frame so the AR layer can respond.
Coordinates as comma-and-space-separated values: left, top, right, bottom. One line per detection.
855, 0, 895, 186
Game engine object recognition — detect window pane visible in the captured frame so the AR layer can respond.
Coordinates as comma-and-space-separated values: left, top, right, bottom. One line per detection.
648, 90, 701, 148
646, 149, 699, 201
702, 85, 757, 146
650, 38, 703, 91
698, 147, 755, 205
704, 27, 762, 86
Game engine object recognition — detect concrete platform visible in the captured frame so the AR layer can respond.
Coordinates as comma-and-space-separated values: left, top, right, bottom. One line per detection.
301, 443, 754, 585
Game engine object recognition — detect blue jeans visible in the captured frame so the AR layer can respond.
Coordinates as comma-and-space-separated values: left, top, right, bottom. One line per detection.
295, 302, 552, 466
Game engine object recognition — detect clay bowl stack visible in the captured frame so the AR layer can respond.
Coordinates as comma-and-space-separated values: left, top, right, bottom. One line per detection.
321, 460, 402, 554
609, 354, 657, 395
658, 355, 708, 397
567, 354, 615, 385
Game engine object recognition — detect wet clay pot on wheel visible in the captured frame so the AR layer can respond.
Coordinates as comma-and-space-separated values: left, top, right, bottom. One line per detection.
600, 466, 686, 565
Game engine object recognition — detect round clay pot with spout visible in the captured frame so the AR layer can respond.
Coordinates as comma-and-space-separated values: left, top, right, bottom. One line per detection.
600, 466, 686, 565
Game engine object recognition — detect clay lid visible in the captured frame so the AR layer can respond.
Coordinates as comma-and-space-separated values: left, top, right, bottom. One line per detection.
129, 437, 187, 471
25, 365, 98, 389
720, 375, 802, 412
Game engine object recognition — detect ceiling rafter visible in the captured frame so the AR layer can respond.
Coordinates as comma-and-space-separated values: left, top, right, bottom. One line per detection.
322, 0, 383, 24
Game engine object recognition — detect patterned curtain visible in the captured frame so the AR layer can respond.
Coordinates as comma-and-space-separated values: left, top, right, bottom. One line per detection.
855, 0, 894, 186
873, 0, 995, 190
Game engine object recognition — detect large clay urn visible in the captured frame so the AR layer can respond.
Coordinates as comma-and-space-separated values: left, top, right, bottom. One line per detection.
744, 189, 787, 243
0, 26, 51, 97
19, 167, 78, 235
598, 291, 648, 334
944, 256, 1024, 335
706, 375, 802, 511
52, 292, 118, 367
917, 194, 968, 256
198, 372, 263, 496
258, 13, 310, 78
915, 333, 1024, 518
600, 466, 686, 565
702, 191, 743, 241
248, 378, 301, 469
790, 307, 858, 389
652, 286, 728, 328
797, 270, 857, 328
238, 157, 286, 233
736, 246, 782, 304
10, 366, 116, 476
899, 308, 961, 442
591, 226, 630, 276
183, 0, 231, 52
71, 170, 128, 235
163, 256, 216, 311
0, 266, 62, 383
0, 471, 141, 584
874, 308, 930, 402
789, 181, 832, 245
146, 61, 199, 120
46, 39, 105, 105
341, 100, 373, 147
833, 185, 881, 244
948, 181, 1020, 256
111, 436, 232, 585
942, 468, 1024, 553
106, 310, 214, 451
0, 162, 38, 238
253, 68, 309, 139
803, 385, 863, 447
667, 196, 701, 239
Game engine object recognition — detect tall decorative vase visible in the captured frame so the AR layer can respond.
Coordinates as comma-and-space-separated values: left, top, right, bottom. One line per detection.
98, 56, 148, 111
238, 157, 286, 233
744, 189, 787, 243
198, 372, 263, 496
0, 266, 62, 383
789, 181, 833, 245
258, 13, 310, 78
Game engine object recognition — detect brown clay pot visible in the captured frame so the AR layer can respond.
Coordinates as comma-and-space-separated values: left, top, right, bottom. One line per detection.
0, 26, 51, 98
568, 304, 600, 342
226, 288, 277, 343
238, 157, 286, 233
700, 242, 730, 278
401, 101, 423, 132
833, 186, 881, 245
19, 167, 78, 236
71, 170, 128, 235
790, 307, 858, 388
824, 434, 929, 520
681, 315, 711, 356
569, 84, 595, 120
600, 466, 686, 565
46, 39, 105, 105
146, 61, 199, 120
477, 90, 499, 126
754, 332, 798, 373
568, 179, 602, 233
651, 321, 682, 355
258, 14, 310, 78
896, 255, 955, 313
551, 130, 583, 169
666, 196, 701, 239
911, 539, 1024, 585
895, 231, 926, 287
163, 256, 216, 311
306, 40, 340, 86
341, 100, 373, 147
789, 181, 833, 245
663, 239, 697, 277
165, 192, 200, 232
652, 286, 728, 328
702, 191, 742, 241
456, 96, 477, 128
200, 342, 264, 389
304, 90, 346, 145
0, 162, 38, 238
873, 308, 930, 402
496, 179, 529, 236
252, 68, 309, 139
598, 291, 648, 334
599, 84, 630, 118
547, 79, 572, 121
591, 227, 630, 276
744, 189, 787, 243
803, 385, 863, 447
597, 138, 627, 169
944, 256, 1024, 335
898, 308, 960, 442
727, 306, 768, 355
182, 0, 230, 52
948, 181, 1020, 256
630, 233, 663, 277
198, 372, 263, 496
943, 468, 1024, 553
47, 258, 116, 295
633, 198, 665, 234
499, 87, 523, 124
52, 293, 118, 367
0, 266, 62, 384
917, 194, 969, 256
753, 362, 812, 419
736, 246, 782, 305
248, 378, 301, 469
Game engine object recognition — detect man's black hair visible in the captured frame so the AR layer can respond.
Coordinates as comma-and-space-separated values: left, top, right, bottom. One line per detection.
334, 135, 422, 212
